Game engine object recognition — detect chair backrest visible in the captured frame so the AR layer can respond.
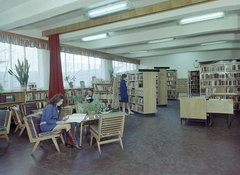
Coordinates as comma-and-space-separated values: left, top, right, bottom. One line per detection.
11, 107, 24, 126
98, 112, 125, 139
21, 102, 37, 116
59, 107, 73, 118
0, 110, 12, 134
23, 113, 42, 142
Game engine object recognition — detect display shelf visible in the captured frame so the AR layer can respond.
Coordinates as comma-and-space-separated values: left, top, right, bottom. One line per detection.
188, 71, 200, 96
167, 70, 178, 100
200, 60, 240, 110
116, 71, 157, 114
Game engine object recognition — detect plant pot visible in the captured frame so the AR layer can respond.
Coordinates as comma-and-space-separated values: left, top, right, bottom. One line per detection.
21, 85, 27, 91
70, 85, 74, 88
88, 111, 95, 119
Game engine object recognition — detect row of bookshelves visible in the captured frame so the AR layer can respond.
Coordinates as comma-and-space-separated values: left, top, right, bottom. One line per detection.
0, 94, 15, 103
26, 92, 48, 101
128, 97, 144, 105
167, 77, 176, 81
94, 85, 112, 91
167, 72, 176, 76
203, 87, 240, 94
64, 89, 88, 98
201, 72, 240, 79
127, 74, 143, 81
168, 95, 177, 99
167, 86, 176, 90
167, 82, 176, 85
127, 81, 143, 88
95, 93, 113, 100
201, 64, 240, 72
36, 102, 48, 109
201, 80, 240, 86
167, 90, 177, 94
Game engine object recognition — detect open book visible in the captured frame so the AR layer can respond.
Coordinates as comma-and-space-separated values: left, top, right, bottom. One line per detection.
65, 113, 86, 123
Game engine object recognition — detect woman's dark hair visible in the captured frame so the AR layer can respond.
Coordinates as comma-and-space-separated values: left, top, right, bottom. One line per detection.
88, 89, 94, 93
48, 94, 65, 105
121, 74, 127, 79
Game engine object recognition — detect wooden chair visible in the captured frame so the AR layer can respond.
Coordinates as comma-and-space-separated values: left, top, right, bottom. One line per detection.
0, 110, 12, 143
21, 102, 37, 117
59, 107, 73, 118
24, 113, 65, 155
11, 107, 26, 137
90, 112, 125, 155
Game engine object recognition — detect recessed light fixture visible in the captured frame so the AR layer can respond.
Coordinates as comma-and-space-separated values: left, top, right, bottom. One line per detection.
129, 51, 148, 54
179, 12, 225, 25
148, 38, 174, 44
201, 41, 227, 46
87, 1, 131, 18
81, 33, 109, 42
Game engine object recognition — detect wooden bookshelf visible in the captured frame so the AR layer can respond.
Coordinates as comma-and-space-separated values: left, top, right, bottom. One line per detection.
93, 82, 113, 107
167, 70, 178, 100
0, 90, 48, 108
200, 60, 240, 110
117, 72, 157, 114
188, 71, 200, 96
64, 88, 88, 105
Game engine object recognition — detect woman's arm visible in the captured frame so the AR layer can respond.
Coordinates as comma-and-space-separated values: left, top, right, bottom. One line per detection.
44, 105, 58, 124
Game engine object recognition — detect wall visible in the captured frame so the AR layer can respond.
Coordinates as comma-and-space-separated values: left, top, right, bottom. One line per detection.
138, 50, 240, 78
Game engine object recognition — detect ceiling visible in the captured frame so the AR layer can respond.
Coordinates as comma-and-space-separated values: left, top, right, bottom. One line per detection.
0, 0, 240, 60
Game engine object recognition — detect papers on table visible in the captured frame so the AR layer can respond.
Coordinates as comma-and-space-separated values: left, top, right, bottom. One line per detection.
65, 113, 86, 123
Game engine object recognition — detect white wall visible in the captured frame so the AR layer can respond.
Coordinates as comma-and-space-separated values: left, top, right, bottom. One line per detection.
138, 50, 240, 78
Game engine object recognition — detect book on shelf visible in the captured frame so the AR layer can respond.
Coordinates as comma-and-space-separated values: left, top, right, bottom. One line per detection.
0, 94, 15, 103
201, 64, 240, 72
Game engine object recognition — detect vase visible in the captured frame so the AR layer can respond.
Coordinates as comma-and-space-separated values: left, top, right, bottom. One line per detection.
21, 85, 27, 91
88, 111, 95, 119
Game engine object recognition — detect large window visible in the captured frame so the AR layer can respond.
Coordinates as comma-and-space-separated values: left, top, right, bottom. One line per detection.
0, 43, 42, 89
61, 53, 105, 87
112, 60, 137, 73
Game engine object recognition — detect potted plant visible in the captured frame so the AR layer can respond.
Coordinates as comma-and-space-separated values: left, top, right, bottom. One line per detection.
71, 93, 85, 113
82, 99, 105, 118
0, 83, 4, 93
64, 75, 76, 88
8, 59, 30, 90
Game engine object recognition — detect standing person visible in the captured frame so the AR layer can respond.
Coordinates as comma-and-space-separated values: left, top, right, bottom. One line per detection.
120, 74, 134, 115
40, 93, 82, 149
85, 89, 98, 103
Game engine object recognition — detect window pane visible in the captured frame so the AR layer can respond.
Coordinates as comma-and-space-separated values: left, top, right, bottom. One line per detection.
26, 47, 38, 87
0, 43, 10, 89
11, 45, 24, 87
74, 54, 82, 87
81, 55, 89, 86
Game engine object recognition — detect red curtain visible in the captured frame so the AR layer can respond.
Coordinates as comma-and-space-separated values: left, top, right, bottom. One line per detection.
48, 34, 64, 99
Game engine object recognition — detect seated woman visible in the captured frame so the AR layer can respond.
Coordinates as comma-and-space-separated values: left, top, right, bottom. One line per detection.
85, 89, 98, 103
40, 93, 82, 149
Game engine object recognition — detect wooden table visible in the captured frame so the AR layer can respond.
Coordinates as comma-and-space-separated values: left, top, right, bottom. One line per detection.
180, 97, 234, 127
79, 114, 100, 146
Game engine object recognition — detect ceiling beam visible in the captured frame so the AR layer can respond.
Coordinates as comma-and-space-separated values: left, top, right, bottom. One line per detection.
42, 0, 216, 37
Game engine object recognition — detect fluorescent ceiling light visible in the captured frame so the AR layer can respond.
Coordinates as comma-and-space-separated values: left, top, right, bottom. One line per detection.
148, 38, 174, 44
130, 51, 148, 54
87, 1, 131, 18
179, 12, 225, 25
201, 41, 227, 46
81, 33, 108, 41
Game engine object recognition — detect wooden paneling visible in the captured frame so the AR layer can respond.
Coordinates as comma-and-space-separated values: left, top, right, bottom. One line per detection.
177, 78, 188, 93
42, 0, 216, 36
143, 72, 157, 113
157, 70, 168, 105
180, 97, 207, 119
206, 99, 234, 114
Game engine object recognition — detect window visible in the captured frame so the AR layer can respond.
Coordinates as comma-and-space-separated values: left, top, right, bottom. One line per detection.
61, 53, 104, 87
0, 43, 42, 89
113, 60, 137, 73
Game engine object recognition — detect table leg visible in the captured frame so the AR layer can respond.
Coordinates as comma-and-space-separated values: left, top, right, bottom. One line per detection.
80, 122, 83, 146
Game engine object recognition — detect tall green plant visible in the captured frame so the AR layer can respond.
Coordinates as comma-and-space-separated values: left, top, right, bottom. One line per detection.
0, 83, 4, 93
8, 59, 30, 85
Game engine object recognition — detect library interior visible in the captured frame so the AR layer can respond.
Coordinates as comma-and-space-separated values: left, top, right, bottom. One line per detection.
0, 0, 240, 175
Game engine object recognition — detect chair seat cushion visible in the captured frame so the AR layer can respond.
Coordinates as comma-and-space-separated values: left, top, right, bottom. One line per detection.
38, 130, 61, 137
0, 110, 9, 131
90, 125, 98, 134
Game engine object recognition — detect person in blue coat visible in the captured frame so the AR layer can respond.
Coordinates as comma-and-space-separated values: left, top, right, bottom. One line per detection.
40, 93, 82, 149
120, 74, 134, 115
